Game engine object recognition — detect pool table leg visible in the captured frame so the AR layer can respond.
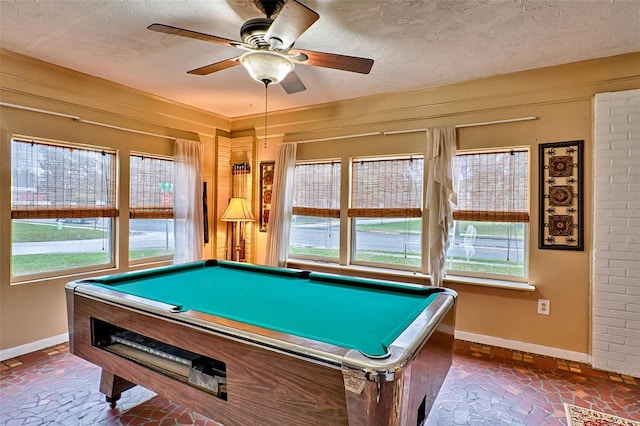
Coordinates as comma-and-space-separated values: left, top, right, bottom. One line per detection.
99, 370, 136, 408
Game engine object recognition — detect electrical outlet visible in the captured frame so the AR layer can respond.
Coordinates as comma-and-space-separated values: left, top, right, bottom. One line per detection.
537, 299, 550, 315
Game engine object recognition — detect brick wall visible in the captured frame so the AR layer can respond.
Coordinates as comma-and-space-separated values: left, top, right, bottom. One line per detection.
592, 89, 640, 377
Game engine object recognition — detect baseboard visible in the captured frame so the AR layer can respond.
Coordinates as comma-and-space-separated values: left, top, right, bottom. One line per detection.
0, 331, 592, 365
0, 333, 69, 361
455, 331, 591, 364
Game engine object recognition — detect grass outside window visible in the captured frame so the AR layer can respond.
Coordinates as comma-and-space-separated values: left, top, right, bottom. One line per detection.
290, 219, 526, 277
11, 221, 173, 277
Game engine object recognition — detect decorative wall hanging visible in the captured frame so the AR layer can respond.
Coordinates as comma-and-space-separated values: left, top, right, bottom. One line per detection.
539, 140, 584, 250
259, 161, 275, 232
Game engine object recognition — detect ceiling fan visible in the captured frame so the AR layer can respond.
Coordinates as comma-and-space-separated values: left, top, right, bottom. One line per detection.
148, 0, 374, 94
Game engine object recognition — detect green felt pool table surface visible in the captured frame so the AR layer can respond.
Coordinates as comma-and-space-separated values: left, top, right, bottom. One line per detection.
90, 260, 440, 357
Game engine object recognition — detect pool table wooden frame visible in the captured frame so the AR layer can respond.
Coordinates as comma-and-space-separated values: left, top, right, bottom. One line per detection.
66, 261, 456, 426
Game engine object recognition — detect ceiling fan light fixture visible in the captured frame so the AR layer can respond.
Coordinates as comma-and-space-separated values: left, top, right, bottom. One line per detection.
239, 50, 294, 85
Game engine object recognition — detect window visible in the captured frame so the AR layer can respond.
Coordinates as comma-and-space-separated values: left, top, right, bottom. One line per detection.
446, 149, 529, 279
10, 138, 117, 278
289, 161, 340, 260
349, 156, 424, 269
129, 154, 174, 263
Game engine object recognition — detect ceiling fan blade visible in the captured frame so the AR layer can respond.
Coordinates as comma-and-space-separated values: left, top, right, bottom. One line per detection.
187, 58, 241, 76
280, 70, 306, 94
148, 23, 247, 49
265, 0, 319, 50
289, 49, 374, 74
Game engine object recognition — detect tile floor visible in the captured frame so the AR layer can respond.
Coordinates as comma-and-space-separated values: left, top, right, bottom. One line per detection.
0, 340, 638, 425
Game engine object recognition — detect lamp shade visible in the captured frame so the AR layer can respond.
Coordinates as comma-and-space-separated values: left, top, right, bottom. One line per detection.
221, 197, 255, 222
239, 50, 294, 84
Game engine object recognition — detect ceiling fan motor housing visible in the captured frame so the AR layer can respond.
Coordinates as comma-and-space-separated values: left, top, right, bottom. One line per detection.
241, 18, 273, 49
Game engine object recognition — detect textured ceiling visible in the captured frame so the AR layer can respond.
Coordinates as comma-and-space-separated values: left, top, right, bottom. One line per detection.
1, 0, 639, 118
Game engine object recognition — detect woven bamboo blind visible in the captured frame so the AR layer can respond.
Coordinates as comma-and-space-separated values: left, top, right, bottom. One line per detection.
349, 156, 423, 218
10, 138, 117, 219
292, 161, 340, 218
130, 154, 174, 219
453, 149, 529, 223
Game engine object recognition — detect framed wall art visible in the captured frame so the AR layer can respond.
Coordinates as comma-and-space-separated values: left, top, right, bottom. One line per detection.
259, 161, 275, 232
538, 140, 584, 250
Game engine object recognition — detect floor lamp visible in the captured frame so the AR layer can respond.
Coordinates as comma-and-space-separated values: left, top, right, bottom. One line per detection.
221, 197, 255, 262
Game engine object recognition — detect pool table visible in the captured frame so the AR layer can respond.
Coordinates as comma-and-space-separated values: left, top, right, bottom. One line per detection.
66, 260, 456, 426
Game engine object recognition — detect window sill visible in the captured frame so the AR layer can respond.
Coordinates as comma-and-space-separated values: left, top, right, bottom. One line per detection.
128, 258, 174, 269
286, 259, 535, 292
443, 275, 535, 292
9, 265, 118, 286
9, 259, 175, 286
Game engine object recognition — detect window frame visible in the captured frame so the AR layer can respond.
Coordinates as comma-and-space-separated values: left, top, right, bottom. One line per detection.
288, 154, 427, 274
288, 160, 341, 263
128, 152, 175, 265
445, 147, 530, 281
348, 155, 425, 272
10, 136, 118, 282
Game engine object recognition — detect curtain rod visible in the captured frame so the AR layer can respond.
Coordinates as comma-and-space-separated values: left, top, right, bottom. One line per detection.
0, 101, 80, 120
290, 116, 536, 143
1, 101, 177, 141
292, 132, 382, 144
76, 119, 176, 140
383, 116, 537, 135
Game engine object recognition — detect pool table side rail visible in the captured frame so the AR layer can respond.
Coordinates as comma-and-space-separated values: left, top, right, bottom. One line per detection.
67, 282, 183, 313
87, 259, 309, 285
67, 279, 456, 381
81, 260, 210, 284
181, 309, 351, 367
309, 272, 437, 294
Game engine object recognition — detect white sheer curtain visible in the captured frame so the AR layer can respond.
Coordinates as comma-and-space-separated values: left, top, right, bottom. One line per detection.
265, 143, 297, 267
425, 127, 457, 287
174, 138, 204, 264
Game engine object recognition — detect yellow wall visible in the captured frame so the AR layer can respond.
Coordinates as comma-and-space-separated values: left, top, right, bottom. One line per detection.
2, 48, 639, 357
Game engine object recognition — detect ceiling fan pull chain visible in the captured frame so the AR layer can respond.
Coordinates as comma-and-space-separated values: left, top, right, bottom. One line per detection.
263, 80, 269, 149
